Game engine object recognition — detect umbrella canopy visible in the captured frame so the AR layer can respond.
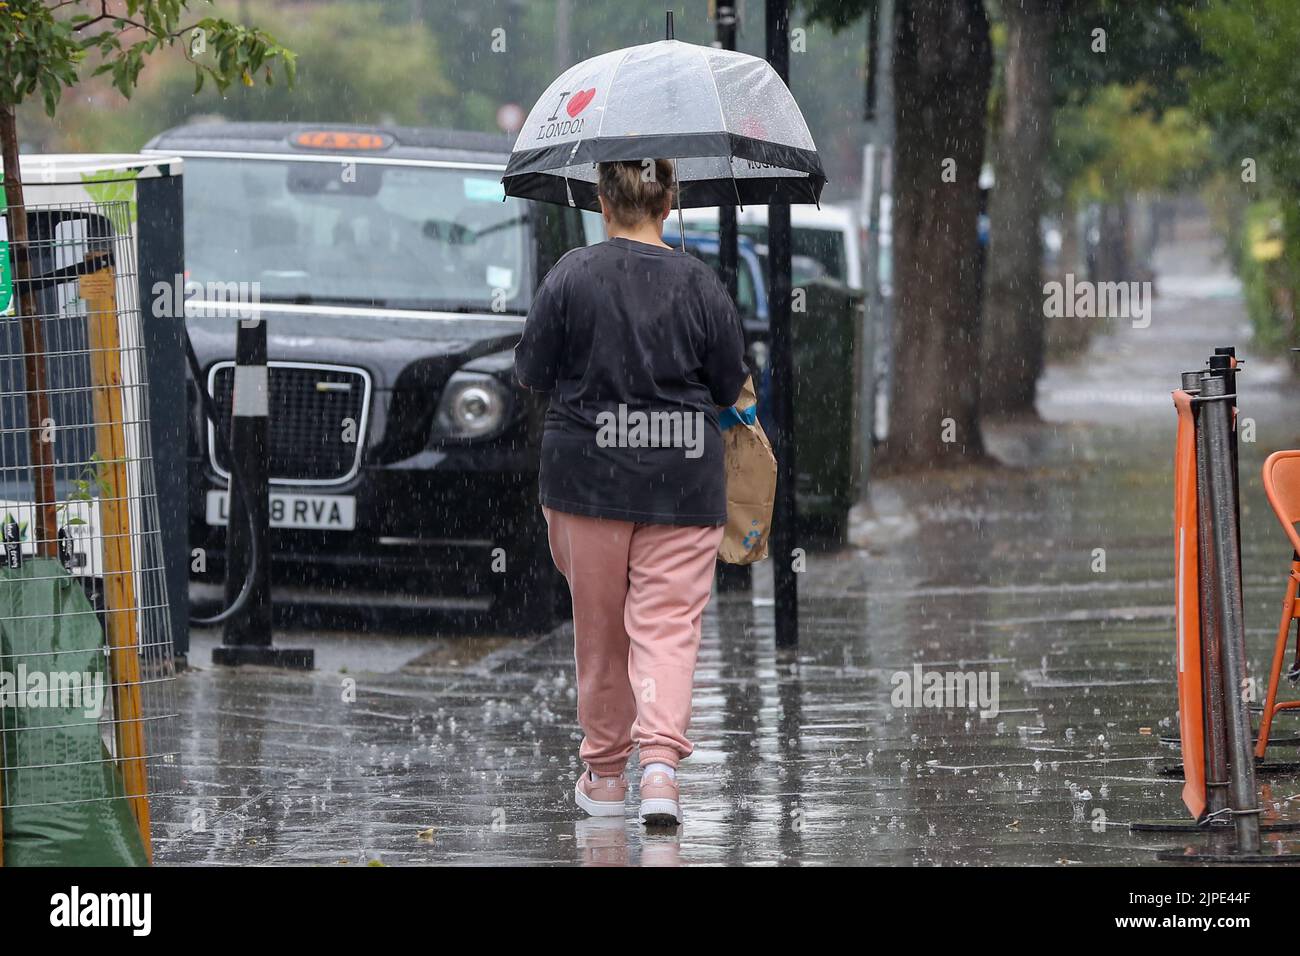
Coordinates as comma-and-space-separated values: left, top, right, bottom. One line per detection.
502, 39, 825, 212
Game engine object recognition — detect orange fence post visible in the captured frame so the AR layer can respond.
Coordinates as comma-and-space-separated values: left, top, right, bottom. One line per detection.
82, 261, 152, 862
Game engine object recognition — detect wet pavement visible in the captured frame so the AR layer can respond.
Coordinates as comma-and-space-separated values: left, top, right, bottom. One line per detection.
155, 221, 1300, 866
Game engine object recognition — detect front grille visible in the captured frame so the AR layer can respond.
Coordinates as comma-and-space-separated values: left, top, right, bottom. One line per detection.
208, 362, 371, 484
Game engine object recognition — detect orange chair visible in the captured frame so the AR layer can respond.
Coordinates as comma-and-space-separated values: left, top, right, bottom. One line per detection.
1256, 450, 1300, 758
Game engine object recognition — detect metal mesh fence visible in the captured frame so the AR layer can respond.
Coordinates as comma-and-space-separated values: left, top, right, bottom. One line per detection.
0, 198, 179, 864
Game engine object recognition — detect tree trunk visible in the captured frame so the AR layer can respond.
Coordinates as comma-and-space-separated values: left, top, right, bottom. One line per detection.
1045, 210, 1091, 358
1095, 199, 1131, 284
979, 0, 1057, 418
879, 0, 993, 471
1, 103, 58, 557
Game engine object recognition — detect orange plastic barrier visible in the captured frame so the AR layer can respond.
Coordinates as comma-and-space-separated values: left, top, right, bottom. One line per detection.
1173, 389, 1206, 819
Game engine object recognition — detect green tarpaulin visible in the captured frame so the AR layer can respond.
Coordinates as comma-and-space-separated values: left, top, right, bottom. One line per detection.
1, 558, 147, 866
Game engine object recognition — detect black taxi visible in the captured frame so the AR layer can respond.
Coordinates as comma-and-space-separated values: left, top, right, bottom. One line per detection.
144, 123, 585, 628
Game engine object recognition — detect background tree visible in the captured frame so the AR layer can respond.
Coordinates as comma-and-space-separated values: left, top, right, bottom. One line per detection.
980, 0, 1206, 418
884, 0, 992, 469
805, 0, 993, 470
1, 0, 292, 554
1053, 84, 1209, 215
980, 0, 1064, 419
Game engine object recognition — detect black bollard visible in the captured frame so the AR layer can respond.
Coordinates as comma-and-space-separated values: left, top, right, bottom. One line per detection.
1187, 370, 1230, 819
766, 0, 798, 648
214, 319, 312, 669
1211, 349, 1242, 584
1199, 370, 1260, 852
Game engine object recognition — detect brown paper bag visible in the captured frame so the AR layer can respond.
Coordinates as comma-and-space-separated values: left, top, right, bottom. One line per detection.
718, 375, 777, 564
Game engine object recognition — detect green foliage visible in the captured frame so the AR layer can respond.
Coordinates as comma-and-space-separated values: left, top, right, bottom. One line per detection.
796, 0, 872, 33
162, 3, 447, 127
0, 0, 85, 114
0, 0, 293, 116
1052, 0, 1207, 112
1235, 201, 1294, 354
1191, 0, 1300, 356
1041, 2, 1210, 213
57, 454, 111, 529
81, 168, 140, 223
18, 1, 459, 151
1053, 83, 1210, 206
1193, 0, 1300, 188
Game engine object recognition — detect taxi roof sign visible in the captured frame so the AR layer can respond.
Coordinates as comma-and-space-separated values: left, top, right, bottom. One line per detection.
292, 130, 393, 151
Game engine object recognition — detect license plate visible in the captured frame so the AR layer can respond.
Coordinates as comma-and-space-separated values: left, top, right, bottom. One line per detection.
206, 491, 356, 531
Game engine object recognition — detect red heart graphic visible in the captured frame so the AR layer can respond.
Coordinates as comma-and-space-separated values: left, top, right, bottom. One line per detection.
567, 88, 597, 118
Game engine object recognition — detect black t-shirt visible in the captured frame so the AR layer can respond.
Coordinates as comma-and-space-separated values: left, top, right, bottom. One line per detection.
514, 237, 748, 526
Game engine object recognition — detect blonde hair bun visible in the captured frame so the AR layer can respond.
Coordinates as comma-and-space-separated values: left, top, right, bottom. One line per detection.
596, 159, 677, 227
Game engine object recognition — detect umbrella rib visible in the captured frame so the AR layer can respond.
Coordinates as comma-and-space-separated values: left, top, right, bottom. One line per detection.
561, 47, 636, 207
593, 48, 637, 145
697, 44, 744, 211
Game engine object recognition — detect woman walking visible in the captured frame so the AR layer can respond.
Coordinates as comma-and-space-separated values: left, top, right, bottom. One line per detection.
514, 159, 747, 826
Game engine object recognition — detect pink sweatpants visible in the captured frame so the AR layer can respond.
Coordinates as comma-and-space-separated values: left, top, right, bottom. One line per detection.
543, 506, 725, 774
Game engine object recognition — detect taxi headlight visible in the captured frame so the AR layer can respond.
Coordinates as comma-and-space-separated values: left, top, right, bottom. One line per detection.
433, 371, 511, 439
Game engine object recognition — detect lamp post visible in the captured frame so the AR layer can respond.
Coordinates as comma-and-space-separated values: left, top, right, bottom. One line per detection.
766, 0, 798, 648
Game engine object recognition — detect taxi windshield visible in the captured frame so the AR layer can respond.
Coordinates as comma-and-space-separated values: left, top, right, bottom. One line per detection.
182, 156, 532, 312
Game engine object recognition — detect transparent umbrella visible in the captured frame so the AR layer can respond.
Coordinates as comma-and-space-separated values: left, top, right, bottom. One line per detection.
501, 36, 825, 213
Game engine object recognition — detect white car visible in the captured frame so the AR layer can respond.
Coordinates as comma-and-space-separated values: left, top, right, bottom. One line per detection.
672, 202, 863, 290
